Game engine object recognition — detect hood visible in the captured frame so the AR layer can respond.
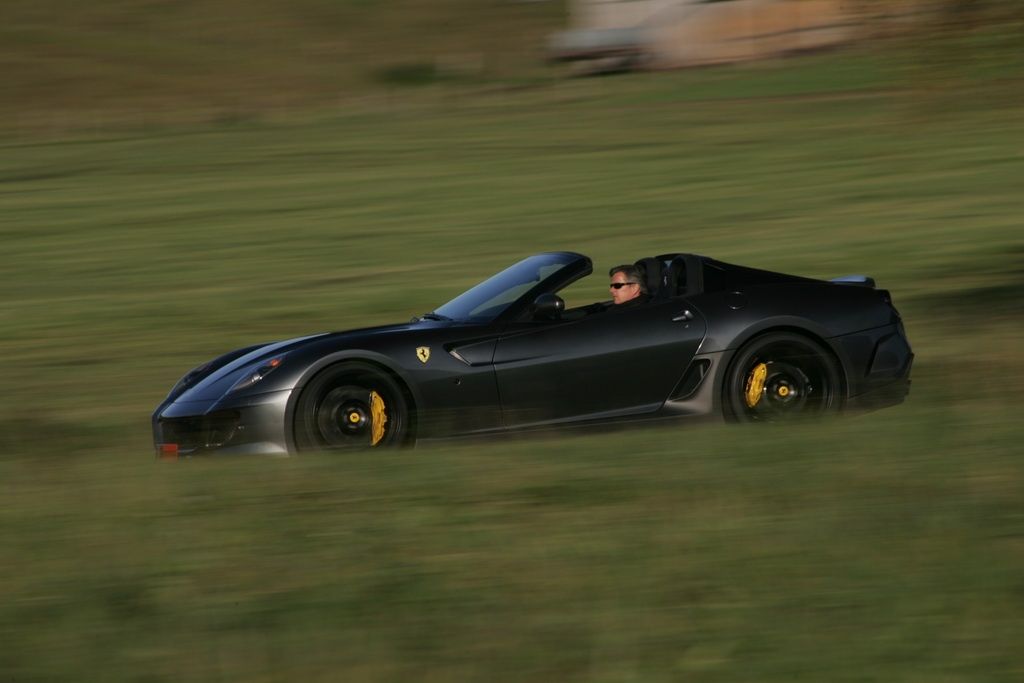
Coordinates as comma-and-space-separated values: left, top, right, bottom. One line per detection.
170, 319, 455, 404
172, 332, 329, 403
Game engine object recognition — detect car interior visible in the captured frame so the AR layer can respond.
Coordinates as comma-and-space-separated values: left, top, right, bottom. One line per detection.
553, 254, 692, 321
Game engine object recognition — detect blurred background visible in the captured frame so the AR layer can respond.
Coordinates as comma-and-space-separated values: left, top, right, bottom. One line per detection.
2, 1, 1022, 680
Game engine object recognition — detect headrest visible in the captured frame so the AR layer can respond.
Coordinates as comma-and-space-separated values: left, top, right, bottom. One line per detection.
633, 257, 662, 296
663, 256, 687, 297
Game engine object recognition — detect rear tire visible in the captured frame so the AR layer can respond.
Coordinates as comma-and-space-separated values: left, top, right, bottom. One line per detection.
294, 362, 410, 451
725, 332, 842, 422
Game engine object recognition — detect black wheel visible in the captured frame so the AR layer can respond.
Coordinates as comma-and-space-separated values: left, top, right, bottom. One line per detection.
294, 362, 410, 451
725, 332, 842, 422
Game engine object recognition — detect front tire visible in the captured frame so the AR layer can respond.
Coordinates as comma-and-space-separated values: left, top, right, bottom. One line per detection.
294, 362, 410, 451
725, 332, 842, 422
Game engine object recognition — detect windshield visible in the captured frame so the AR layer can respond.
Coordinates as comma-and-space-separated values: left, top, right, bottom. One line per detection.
433, 253, 581, 322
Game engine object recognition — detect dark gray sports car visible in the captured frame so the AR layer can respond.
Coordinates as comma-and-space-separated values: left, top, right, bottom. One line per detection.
153, 252, 912, 457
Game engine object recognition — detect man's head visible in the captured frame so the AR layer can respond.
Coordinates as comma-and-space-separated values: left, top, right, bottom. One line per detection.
608, 265, 646, 305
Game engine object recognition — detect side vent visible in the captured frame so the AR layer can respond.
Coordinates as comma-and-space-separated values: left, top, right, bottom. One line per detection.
670, 359, 712, 401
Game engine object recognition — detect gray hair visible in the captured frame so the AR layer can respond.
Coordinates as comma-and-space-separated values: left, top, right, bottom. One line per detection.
608, 264, 647, 293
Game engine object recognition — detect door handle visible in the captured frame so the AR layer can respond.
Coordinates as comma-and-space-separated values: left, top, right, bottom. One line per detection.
672, 310, 694, 322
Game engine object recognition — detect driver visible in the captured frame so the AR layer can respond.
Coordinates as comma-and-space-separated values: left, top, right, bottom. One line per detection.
608, 265, 648, 306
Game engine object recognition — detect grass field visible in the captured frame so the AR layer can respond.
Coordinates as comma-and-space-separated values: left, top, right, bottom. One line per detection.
1, 0, 564, 131
2, 30, 1024, 681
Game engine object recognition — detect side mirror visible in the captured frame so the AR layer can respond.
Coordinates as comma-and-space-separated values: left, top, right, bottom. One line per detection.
532, 293, 564, 321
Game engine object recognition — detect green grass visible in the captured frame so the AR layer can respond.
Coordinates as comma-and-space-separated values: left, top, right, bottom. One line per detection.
2, 36, 1024, 681
0, 0, 565, 129
3, 413, 1023, 681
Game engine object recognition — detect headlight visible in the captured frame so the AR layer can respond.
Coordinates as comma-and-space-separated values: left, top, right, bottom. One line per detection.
229, 355, 286, 393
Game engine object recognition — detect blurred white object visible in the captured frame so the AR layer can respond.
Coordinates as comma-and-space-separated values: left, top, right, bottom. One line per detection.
549, 0, 856, 71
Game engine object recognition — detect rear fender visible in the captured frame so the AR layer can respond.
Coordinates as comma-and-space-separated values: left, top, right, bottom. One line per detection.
721, 321, 851, 400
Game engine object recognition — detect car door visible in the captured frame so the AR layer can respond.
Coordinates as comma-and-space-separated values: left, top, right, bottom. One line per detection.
492, 299, 707, 428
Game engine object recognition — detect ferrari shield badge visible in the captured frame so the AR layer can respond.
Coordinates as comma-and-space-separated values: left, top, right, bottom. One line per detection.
416, 346, 431, 364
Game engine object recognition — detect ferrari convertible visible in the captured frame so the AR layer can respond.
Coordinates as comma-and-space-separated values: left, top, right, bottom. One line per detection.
152, 252, 913, 456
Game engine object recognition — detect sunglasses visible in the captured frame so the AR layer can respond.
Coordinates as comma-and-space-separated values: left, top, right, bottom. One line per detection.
609, 282, 639, 290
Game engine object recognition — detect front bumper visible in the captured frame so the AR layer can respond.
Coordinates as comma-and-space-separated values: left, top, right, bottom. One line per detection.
152, 389, 292, 457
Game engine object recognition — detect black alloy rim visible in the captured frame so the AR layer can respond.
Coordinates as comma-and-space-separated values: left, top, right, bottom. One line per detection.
315, 385, 386, 447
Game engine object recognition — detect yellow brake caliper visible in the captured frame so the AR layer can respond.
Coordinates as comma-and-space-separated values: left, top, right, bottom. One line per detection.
369, 391, 388, 446
745, 362, 768, 408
